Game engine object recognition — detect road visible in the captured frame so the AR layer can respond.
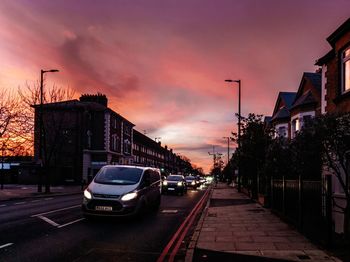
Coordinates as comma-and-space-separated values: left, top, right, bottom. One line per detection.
0, 185, 208, 262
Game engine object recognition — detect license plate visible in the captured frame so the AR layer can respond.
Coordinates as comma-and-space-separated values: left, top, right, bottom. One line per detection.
95, 206, 113, 211
168, 188, 175, 191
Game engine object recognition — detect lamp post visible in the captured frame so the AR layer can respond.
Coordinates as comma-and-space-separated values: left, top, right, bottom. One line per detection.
225, 79, 241, 192
38, 69, 59, 193
222, 136, 231, 165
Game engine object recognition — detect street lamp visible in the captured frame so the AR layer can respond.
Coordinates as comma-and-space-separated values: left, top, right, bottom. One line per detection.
222, 136, 231, 165
38, 69, 59, 193
225, 79, 241, 192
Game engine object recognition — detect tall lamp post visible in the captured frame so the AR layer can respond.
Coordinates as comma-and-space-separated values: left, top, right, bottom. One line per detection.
38, 69, 59, 193
225, 79, 241, 192
222, 136, 231, 166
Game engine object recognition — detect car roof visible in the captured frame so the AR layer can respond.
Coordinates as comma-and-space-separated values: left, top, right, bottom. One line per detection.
102, 165, 160, 171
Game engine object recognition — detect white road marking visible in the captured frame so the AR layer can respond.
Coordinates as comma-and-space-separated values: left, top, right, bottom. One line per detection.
14, 202, 26, 205
161, 209, 178, 214
0, 243, 13, 249
57, 218, 85, 228
31, 205, 80, 217
31, 200, 41, 203
0, 204, 7, 207
44, 198, 53, 200
37, 215, 60, 227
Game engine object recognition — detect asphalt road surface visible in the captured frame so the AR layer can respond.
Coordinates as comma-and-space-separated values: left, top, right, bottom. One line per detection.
0, 185, 207, 262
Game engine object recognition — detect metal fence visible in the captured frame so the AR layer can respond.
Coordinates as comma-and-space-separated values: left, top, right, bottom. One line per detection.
271, 176, 332, 246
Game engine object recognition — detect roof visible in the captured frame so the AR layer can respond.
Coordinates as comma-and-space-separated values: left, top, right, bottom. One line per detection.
32, 99, 134, 126
264, 116, 272, 123
327, 18, 350, 47
291, 72, 321, 110
272, 92, 296, 116
315, 50, 334, 66
280, 92, 296, 108
315, 18, 350, 65
291, 90, 317, 109
303, 72, 321, 92
271, 106, 291, 121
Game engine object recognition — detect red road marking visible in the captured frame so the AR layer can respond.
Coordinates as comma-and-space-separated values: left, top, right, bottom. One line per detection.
157, 189, 210, 262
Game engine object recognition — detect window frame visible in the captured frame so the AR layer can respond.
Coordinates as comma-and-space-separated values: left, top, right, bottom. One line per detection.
341, 46, 350, 94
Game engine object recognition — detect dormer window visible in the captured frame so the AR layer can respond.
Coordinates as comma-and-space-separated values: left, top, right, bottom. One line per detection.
342, 47, 350, 93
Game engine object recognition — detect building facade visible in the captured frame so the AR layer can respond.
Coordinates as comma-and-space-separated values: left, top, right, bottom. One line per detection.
33, 94, 134, 184
34, 94, 191, 184
316, 18, 350, 234
290, 72, 321, 138
270, 92, 296, 139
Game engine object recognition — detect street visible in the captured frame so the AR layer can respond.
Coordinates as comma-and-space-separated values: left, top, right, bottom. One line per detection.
0, 186, 207, 262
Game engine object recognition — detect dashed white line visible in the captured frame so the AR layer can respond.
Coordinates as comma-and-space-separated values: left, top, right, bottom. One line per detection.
37, 216, 60, 227
0, 204, 7, 208
161, 209, 178, 214
57, 218, 85, 228
31, 205, 80, 217
44, 198, 53, 200
0, 243, 13, 249
14, 202, 26, 205
31, 200, 41, 203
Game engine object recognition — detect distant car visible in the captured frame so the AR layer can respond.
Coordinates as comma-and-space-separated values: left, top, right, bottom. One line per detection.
185, 176, 199, 189
82, 165, 161, 218
199, 177, 206, 185
162, 175, 187, 195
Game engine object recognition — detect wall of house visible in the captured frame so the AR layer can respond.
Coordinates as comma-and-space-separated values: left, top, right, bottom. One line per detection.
325, 32, 350, 113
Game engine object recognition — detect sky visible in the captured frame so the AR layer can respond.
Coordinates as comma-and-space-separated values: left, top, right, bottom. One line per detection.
0, 0, 349, 172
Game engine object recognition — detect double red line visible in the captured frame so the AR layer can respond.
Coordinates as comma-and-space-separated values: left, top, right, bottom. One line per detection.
157, 188, 210, 262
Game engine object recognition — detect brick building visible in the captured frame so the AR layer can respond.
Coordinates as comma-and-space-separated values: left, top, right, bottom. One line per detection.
315, 18, 350, 234
270, 92, 296, 139
290, 72, 321, 138
132, 129, 186, 174
316, 18, 350, 113
33, 94, 134, 184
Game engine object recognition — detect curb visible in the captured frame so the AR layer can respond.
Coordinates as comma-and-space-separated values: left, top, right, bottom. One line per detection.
185, 186, 213, 262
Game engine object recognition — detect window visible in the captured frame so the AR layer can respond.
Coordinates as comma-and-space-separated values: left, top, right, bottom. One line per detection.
277, 126, 287, 137
111, 134, 120, 152
342, 47, 350, 93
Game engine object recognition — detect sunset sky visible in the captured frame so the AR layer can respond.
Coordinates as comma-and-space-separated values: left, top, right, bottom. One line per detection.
1, 0, 350, 172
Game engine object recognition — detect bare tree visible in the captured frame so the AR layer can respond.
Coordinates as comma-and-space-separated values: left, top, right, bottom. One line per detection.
18, 81, 74, 192
0, 90, 25, 189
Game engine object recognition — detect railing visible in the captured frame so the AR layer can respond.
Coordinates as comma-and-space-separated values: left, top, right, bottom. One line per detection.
270, 176, 332, 246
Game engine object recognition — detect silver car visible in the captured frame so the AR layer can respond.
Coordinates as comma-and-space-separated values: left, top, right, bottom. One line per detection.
82, 165, 161, 217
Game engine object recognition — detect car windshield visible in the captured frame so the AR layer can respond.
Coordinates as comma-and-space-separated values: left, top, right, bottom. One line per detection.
167, 176, 182, 181
94, 167, 143, 185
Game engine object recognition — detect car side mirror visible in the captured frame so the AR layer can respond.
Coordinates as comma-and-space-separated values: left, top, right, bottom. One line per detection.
143, 177, 150, 187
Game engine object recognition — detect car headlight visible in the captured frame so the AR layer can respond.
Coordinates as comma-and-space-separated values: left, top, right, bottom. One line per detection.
191, 181, 195, 185
163, 181, 168, 186
121, 192, 138, 201
84, 189, 92, 199
177, 182, 183, 186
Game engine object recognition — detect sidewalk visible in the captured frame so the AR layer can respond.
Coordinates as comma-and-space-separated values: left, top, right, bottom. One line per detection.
186, 182, 341, 262
0, 184, 83, 201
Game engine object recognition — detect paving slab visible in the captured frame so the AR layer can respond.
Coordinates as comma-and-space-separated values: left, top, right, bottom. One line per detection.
187, 182, 341, 262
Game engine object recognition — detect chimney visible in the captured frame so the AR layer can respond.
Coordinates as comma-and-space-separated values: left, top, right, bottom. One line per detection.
80, 93, 108, 107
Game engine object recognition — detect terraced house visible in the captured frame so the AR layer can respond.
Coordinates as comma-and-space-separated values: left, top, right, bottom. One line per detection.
316, 18, 350, 235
